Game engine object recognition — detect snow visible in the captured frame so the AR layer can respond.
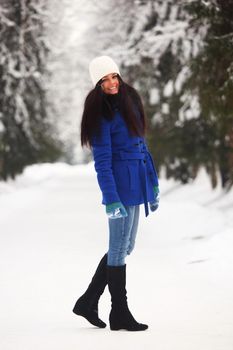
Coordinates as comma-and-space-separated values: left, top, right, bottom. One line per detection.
163, 80, 173, 97
175, 66, 190, 94
0, 162, 233, 350
0, 119, 4, 132
149, 88, 160, 105
162, 102, 170, 114
179, 94, 201, 122
152, 112, 163, 125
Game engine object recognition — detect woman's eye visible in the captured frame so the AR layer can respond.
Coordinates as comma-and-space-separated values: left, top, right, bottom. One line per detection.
101, 75, 117, 84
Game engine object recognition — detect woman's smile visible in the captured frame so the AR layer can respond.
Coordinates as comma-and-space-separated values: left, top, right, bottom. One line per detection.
100, 73, 119, 94
108, 86, 118, 93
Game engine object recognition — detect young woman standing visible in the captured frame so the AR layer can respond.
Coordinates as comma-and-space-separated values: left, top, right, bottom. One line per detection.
73, 56, 159, 331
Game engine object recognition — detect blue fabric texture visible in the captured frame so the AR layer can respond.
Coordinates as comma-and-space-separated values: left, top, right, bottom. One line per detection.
91, 109, 159, 217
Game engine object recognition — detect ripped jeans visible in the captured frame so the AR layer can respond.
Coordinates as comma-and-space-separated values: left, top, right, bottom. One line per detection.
107, 205, 140, 266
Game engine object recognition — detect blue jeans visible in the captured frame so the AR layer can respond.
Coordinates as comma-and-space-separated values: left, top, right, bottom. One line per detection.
107, 205, 140, 266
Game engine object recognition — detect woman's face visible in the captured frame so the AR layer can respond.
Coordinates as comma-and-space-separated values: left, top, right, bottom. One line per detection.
100, 73, 120, 94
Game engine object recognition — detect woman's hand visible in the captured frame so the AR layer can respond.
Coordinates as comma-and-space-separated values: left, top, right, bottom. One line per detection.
106, 202, 128, 219
149, 186, 159, 212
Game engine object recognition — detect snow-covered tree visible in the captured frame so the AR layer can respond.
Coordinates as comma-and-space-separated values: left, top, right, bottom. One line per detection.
184, 0, 233, 189
0, 0, 63, 180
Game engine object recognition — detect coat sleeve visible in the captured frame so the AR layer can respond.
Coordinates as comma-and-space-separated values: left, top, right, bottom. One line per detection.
91, 118, 121, 205
142, 141, 159, 187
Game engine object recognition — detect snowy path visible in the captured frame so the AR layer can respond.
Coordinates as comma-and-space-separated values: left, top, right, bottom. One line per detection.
0, 163, 233, 350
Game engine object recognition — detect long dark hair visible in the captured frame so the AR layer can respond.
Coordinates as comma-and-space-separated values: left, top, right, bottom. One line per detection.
80, 76, 147, 148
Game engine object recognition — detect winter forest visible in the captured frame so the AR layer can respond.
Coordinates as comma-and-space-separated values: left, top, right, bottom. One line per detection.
0, 1, 233, 350
0, 0, 232, 188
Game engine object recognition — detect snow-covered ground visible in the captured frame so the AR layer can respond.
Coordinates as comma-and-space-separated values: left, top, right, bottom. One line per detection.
0, 162, 233, 350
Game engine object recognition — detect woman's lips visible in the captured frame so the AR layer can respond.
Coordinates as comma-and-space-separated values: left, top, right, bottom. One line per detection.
109, 87, 118, 91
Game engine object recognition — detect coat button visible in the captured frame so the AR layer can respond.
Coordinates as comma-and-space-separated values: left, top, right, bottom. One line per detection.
143, 160, 146, 164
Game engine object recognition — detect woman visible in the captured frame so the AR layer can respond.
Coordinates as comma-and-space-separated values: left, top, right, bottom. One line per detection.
73, 56, 159, 331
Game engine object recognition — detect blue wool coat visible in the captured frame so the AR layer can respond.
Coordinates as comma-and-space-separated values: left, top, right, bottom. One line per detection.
91, 108, 159, 217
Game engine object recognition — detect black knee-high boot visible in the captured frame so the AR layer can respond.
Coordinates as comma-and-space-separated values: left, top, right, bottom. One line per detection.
107, 264, 148, 331
73, 254, 107, 328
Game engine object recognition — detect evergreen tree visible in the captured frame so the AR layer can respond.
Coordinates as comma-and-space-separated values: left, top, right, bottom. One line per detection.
184, 0, 233, 189
0, 0, 63, 180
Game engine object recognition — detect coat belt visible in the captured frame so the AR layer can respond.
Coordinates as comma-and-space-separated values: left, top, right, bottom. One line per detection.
112, 151, 146, 160
112, 151, 149, 217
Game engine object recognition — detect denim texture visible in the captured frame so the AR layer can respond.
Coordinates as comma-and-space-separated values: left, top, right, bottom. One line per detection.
107, 205, 140, 266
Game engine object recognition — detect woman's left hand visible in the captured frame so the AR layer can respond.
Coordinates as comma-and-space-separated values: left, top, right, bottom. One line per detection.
149, 186, 159, 212
106, 201, 128, 219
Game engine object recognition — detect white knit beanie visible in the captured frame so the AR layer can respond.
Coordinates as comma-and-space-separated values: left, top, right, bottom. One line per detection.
89, 55, 121, 86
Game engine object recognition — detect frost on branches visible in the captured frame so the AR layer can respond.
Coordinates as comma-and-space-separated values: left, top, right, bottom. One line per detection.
0, 0, 62, 180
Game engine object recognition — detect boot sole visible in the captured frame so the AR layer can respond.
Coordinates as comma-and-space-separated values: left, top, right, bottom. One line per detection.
110, 324, 148, 331
73, 307, 106, 328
